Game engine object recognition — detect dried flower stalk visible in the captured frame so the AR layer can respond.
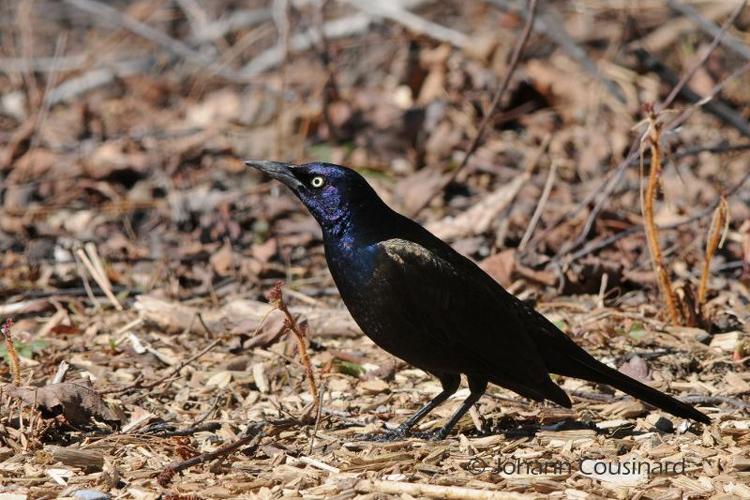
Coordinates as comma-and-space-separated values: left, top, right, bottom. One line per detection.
2, 318, 20, 385
698, 195, 729, 307
641, 106, 681, 325
267, 282, 319, 413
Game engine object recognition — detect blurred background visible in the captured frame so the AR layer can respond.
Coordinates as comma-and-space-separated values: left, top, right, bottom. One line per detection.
1, 0, 749, 304
1, 1, 750, 496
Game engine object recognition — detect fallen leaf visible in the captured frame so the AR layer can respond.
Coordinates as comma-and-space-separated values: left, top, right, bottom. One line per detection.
480, 249, 515, 287
394, 168, 444, 215
427, 172, 530, 240
210, 241, 234, 276
2, 383, 122, 427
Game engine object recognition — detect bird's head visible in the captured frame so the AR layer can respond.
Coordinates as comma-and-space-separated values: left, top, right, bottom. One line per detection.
246, 160, 384, 228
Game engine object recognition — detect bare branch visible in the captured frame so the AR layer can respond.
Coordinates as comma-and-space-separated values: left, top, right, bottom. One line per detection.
668, 0, 750, 61
411, 0, 538, 216
346, 0, 470, 48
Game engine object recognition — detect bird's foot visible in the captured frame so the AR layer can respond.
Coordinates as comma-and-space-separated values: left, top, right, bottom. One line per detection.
359, 427, 410, 442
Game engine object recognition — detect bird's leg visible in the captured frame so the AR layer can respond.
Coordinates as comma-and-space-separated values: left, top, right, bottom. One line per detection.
430, 376, 488, 440
362, 374, 459, 442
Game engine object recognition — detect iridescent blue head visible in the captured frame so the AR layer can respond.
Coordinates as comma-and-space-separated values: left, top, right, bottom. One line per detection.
246, 160, 386, 235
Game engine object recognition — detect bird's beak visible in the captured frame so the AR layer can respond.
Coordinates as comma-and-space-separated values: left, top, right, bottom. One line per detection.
245, 160, 302, 190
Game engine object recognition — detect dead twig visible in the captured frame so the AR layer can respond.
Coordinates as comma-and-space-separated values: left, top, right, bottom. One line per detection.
487, 0, 625, 103
556, 1, 747, 259
411, 0, 538, 216
641, 105, 681, 325
563, 169, 750, 264
698, 196, 729, 307
659, 0, 746, 113
632, 49, 750, 137
190, 8, 272, 43
272, 0, 291, 160
268, 282, 319, 416
45, 57, 156, 105
62, 0, 240, 81
681, 394, 748, 410
0, 54, 88, 74
75, 246, 123, 311
668, 0, 750, 61
102, 313, 223, 394
1, 319, 20, 385
519, 161, 557, 252
158, 422, 265, 487
240, 0, 431, 78
346, 0, 470, 48
308, 387, 326, 455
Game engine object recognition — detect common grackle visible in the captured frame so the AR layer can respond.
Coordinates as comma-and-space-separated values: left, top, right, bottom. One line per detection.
246, 160, 711, 440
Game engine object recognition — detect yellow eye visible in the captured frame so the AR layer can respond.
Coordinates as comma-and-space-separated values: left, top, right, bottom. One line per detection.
311, 176, 325, 188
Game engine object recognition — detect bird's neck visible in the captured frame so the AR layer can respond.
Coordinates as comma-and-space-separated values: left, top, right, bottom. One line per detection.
321, 202, 394, 257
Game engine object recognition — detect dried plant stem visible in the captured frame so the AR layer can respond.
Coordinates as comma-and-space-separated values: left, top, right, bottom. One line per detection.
269, 282, 319, 414
1, 318, 21, 385
642, 108, 681, 325
158, 422, 265, 487
698, 196, 729, 306
76, 247, 123, 311
411, 0, 538, 216
519, 160, 557, 252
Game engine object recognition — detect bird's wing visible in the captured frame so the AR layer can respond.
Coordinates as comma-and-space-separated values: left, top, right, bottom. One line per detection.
372, 238, 563, 402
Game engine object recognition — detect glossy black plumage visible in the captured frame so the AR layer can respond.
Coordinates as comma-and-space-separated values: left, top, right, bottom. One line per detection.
247, 160, 711, 439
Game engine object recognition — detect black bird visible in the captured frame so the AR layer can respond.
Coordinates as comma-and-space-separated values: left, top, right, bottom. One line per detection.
246, 160, 711, 439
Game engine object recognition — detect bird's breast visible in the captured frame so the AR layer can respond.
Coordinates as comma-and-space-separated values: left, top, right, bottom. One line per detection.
324, 242, 393, 332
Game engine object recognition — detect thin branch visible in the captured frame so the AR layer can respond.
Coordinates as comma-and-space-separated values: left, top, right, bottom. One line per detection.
64, 0, 209, 63
563, 169, 750, 265
268, 282, 319, 415
658, 0, 746, 112
346, 0, 470, 48
62, 0, 245, 82
158, 423, 265, 487
191, 8, 272, 43
102, 313, 224, 394
541, 139, 750, 257
519, 161, 557, 252
668, 0, 750, 62
555, 2, 747, 260
45, 57, 156, 105
411, 0, 538, 216
487, 0, 625, 103
240, 0, 432, 77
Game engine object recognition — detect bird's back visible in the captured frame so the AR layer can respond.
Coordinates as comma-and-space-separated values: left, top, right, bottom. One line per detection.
324, 209, 573, 407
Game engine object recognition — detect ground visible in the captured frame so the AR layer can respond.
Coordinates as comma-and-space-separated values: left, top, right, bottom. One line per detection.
1, 0, 749, 498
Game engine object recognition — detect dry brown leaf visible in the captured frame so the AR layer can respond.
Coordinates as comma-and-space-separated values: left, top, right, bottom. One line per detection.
480, 249, 516, 287
2, 383, 122, 427
210, 241, 235, 276
427, 172, 530, 240
394, 168, 445, 216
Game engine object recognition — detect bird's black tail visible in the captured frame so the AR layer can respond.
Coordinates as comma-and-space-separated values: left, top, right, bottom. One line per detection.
545, 346, 710, 424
